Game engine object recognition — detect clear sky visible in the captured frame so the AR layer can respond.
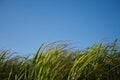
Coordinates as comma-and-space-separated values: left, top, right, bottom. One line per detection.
0, 0, 120, 55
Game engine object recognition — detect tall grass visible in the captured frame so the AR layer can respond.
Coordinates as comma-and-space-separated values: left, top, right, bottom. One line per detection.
0, 40, 120, 80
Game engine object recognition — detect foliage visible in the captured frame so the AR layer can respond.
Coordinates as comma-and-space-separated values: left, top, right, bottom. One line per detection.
0, 40, 120, 80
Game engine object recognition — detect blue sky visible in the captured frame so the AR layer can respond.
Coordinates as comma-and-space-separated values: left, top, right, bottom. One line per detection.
0, 0, 120, 55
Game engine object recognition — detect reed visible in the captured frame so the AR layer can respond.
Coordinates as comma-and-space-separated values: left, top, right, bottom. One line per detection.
0, 39, 120, 80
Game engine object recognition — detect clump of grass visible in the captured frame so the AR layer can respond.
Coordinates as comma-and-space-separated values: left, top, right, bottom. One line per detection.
0, 39, 120, 80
